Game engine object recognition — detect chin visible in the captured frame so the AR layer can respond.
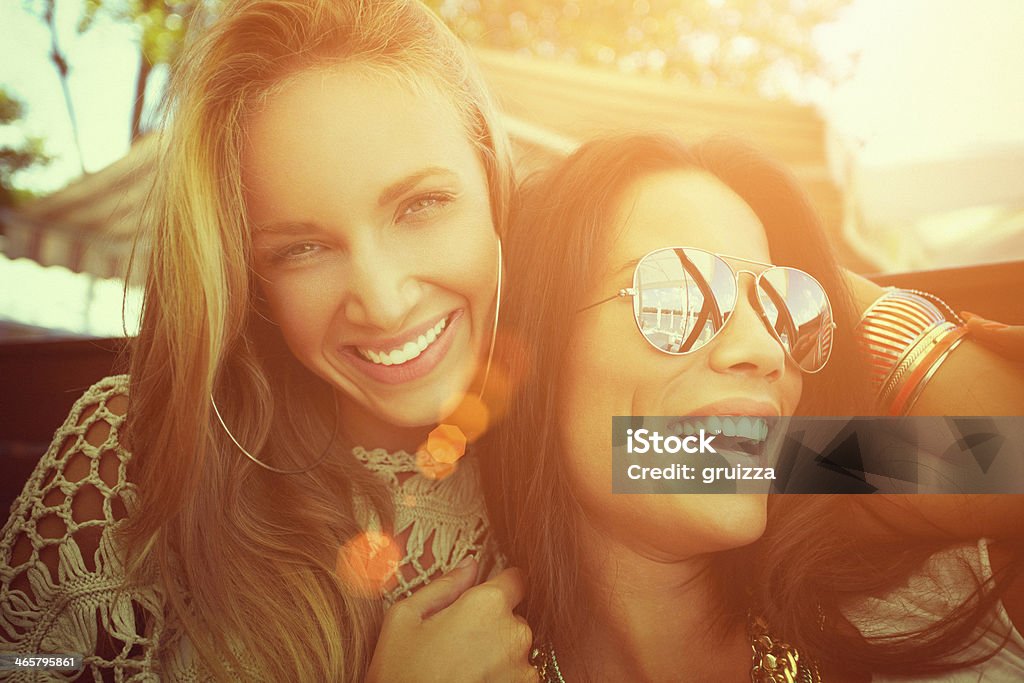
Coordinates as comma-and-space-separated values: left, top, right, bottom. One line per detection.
676, 494, 767, 555
709, 494, 768, 549
373, 399, 445, 430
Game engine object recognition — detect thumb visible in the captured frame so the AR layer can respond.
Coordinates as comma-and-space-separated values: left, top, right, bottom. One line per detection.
400, 556, 479, 619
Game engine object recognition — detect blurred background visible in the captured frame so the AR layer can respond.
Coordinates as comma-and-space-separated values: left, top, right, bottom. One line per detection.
1, 0, 1023, 342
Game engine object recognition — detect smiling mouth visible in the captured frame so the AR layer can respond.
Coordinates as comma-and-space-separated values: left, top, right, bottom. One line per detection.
667, 416, 770, 457
353, 314, 451, 366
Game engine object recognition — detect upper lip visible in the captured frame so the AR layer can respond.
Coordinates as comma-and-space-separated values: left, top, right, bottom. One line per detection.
680, 399, 781, 417
344, 311, 454, 353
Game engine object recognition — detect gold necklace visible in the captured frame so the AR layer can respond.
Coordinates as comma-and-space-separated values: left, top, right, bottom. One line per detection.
530, 614, 822, 683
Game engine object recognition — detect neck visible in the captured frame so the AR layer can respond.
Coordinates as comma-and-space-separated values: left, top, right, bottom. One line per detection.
336, 394, 432, 453
554, 521, 750, 682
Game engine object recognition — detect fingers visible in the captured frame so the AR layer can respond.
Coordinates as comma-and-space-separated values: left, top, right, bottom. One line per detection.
460, 567, 527, 612
398, 556, 479, 619
962, 312, 1024, 361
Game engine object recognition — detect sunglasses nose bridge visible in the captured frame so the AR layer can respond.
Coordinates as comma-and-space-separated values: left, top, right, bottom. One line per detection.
727, 268, 797, 359
705, 275, 790, 380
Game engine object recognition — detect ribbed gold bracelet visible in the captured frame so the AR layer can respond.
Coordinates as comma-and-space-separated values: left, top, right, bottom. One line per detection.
856, 288, 967, 415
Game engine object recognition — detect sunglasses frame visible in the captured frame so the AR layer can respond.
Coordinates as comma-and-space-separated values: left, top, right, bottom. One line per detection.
580, 246, 837, 374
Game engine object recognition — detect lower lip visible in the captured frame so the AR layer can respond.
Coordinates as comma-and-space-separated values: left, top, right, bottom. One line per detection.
341, 311, 463, 386
717, 448, 766, 468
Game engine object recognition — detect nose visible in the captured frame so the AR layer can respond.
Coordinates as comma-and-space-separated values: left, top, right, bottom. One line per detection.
706, 274, 787, 380
342, 242, 421, 332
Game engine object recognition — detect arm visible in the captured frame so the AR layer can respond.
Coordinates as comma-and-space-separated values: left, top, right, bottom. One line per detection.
843, 270, 1024, 416
843, 272, 1024, 635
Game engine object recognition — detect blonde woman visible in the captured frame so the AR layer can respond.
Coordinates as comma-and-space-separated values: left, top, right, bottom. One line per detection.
0, 1, 534, 681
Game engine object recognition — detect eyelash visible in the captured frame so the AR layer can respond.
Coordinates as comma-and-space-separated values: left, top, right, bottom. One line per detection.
399, 191, 455, 220
270, 241, 324, 264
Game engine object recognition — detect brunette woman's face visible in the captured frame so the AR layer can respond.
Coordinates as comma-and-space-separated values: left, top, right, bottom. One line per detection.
559, 169, 802, 559
243, 65, 498, 431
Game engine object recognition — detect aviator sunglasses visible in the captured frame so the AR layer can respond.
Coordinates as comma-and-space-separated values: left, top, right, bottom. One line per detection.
580, 247, 836, 373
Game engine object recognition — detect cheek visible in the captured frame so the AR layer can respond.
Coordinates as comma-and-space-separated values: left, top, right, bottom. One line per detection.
784, 368, 804, 413
260, 272, 342, 351
445, 209, 498, 302
557, 325, 640, 509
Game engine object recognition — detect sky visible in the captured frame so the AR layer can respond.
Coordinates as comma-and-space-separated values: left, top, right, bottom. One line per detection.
815, 0, 1024, 167
1, 0, 1023, 192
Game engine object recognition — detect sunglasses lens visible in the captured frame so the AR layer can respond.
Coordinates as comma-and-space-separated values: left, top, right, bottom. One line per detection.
633, 248, 736, 354
757, 268, 833, 372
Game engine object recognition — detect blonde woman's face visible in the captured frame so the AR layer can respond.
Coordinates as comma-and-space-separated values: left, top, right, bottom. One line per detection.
243, 65, 498, 432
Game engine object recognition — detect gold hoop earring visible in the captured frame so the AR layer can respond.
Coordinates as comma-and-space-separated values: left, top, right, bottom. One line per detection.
210, 392, 339, 475
478, 237, 502, 399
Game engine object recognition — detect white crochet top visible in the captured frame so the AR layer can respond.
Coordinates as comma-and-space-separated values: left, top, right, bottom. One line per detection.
0, 375, 494, 681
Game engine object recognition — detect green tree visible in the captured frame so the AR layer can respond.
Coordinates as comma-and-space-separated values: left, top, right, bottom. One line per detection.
426, 0, 851, 98
26, 0, 204, 147
78, 0, 202, 141
26, 0, 85, 173
0, 88, 51, 209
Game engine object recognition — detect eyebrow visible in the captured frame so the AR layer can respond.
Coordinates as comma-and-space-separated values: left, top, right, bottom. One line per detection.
253, 220, 320, 236
377, 166, 459, 207
252, 166, 459, 235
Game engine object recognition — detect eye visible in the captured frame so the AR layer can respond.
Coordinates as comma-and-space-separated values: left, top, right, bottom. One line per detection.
399, 192, 454, 220
273, 241, 324, 262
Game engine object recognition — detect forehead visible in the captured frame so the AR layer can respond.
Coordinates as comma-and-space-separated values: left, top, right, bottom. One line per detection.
241, 63, 479, 218
608, 169, 771, 273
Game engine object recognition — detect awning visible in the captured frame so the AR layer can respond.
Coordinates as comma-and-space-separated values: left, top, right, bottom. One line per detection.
2, 134, 157, 282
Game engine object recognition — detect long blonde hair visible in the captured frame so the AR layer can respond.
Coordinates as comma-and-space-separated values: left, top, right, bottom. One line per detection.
121, 1, 514, 679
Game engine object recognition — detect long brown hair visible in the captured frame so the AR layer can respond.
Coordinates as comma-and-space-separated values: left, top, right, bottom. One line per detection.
120, 1, 513, 680
480, 133, 1019, 677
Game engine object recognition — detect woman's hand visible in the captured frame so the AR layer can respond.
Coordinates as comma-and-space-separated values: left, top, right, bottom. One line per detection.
366, 557, 537, 683
962, 311, 1024, 362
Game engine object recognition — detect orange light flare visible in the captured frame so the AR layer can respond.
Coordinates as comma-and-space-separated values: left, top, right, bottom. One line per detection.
415, 425, 465, 480
415, 328, 534, 478
335, 530, 402, 597
441, 327, 533, 438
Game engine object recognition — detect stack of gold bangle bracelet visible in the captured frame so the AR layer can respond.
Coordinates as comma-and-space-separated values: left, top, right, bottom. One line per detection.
855, 288, 968, 416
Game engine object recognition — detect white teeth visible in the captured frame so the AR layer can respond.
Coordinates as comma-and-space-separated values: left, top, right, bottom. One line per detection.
355, 316, 449, 366
676, 417, 769, 443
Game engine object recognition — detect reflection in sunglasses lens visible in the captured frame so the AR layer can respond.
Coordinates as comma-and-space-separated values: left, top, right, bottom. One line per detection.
757, 268, 833, 373
631, 249, 832, 372
633, 249, 737, 353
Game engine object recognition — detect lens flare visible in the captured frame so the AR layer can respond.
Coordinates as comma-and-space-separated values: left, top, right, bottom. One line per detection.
414, 440, 459, 481
438, 393, 491, 444
335, 530, 402, 597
